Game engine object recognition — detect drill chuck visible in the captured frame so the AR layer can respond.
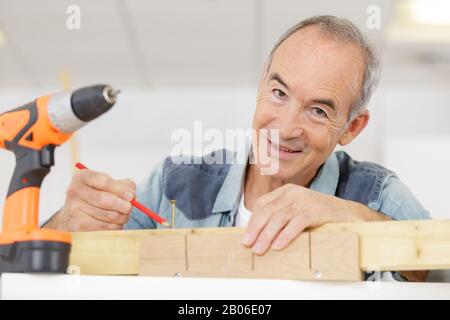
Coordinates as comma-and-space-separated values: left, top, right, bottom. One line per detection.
71, 85, 118, 122
48, 84, 119, 134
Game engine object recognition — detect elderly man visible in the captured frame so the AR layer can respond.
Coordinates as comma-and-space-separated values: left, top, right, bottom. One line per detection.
45, 16, 429, 281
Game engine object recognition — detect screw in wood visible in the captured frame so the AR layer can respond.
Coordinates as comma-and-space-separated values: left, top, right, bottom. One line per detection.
170, 200, 176, 229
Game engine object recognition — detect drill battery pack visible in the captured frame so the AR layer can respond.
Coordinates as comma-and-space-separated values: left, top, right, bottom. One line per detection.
0, 240, 70, 273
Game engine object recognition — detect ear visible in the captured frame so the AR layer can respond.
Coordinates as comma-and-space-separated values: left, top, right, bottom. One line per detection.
338, 109, 370, 146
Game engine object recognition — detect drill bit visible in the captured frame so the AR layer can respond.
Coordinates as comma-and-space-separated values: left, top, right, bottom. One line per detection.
102, 86, 121, 104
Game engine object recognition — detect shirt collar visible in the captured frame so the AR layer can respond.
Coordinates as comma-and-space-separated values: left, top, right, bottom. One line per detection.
308, 152, 340, 196
212, 151, 340, 213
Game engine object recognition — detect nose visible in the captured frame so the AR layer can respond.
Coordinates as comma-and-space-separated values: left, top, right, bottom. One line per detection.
279, 104, 304, 140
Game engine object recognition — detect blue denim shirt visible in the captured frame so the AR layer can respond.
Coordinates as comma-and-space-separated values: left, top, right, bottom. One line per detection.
125, 150, 430, 230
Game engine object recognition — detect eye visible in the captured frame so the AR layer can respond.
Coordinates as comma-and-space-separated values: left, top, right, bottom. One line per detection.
311, 106, 328, 118
272, 88, 286, 99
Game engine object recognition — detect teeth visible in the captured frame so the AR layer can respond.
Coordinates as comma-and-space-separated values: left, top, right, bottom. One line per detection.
277, 144, 295, 153
280, 146, 293, 153
268, 138, 298, 153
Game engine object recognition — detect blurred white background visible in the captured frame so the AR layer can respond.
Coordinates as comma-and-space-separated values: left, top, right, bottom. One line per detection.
1, 0, 450, 227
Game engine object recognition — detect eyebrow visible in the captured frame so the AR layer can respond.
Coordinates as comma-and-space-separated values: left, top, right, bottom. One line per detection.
269, 72, 338, 112
268, 73, 290, 91
312, 98, 337, 112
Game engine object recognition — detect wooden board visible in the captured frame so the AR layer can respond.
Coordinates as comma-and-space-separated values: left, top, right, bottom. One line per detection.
69, 219, 450, 277
138, 232, 362, 281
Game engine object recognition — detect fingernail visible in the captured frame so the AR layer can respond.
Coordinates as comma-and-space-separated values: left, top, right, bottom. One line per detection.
124, 192, 134, 201
252, 243, 264, 254
241, 233, 251, 245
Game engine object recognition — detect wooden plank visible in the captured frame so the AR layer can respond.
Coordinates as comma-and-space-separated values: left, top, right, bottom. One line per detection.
252, 233, 312, 279
69, 231, 140, 275
138, 232, 361, 281
69, 219, 450, 276
310, 232, 362, 281
316, 219, 450, 271
185, 233, 253, 278
139, 235, 187, 276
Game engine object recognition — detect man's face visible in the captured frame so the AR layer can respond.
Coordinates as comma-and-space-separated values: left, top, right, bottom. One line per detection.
253, 26, 366, 182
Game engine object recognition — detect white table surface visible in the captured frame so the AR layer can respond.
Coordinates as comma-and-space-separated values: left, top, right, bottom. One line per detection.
1, 273, 449, 300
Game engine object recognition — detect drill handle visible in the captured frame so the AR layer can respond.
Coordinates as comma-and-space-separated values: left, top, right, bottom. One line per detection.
2, 144, 55, 232
5, 144, 55, 197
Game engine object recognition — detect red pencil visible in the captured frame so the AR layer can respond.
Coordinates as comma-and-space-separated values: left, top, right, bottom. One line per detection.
75, 162, 169, 227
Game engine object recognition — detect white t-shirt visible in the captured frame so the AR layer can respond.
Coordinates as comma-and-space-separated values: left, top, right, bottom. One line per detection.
235, 191, 252, 227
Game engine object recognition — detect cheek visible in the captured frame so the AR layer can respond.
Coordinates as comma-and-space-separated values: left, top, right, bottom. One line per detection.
306, 124, 339, 153
253, 98, 278, 129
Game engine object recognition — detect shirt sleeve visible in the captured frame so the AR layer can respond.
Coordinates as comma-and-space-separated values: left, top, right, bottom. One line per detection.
378, 175, 431, 221
124, 160, 165, 230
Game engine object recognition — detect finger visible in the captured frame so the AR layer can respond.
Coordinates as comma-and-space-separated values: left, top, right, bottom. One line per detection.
271, 215, 310, 251
118, 179, 136, 193
242, 196, 292, 247
76, 184, 133, 214
251, 208, 293, 255
78, 170, 135, 201
78, 199, 130, 225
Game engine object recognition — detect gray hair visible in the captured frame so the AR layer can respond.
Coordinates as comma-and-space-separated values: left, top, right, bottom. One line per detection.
268, 15, 381, 121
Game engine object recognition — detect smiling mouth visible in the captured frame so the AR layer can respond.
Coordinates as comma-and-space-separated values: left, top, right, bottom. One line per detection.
267, 138, 302, 154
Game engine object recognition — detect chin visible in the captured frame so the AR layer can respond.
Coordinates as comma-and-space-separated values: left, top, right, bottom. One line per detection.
255, 160, 295, 181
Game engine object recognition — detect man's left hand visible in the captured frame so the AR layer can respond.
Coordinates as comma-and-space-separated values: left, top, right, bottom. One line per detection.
241, 183, 366, 254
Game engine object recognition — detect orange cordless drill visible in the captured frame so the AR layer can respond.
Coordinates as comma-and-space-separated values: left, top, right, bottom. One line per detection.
0, 85, 119, 273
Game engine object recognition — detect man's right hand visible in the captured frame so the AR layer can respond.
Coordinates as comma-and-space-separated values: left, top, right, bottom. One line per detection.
44, 169, 136, 232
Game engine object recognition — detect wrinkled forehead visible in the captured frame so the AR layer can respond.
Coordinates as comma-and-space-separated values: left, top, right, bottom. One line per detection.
267, 27, 365, 112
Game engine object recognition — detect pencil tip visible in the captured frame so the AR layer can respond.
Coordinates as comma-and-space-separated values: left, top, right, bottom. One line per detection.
162, 222, 170, 227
